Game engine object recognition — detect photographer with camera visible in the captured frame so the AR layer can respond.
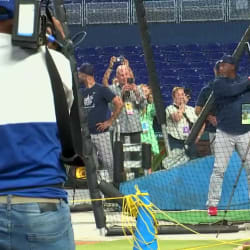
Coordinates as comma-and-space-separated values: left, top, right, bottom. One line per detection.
0, 1, 75, 249
107, 63, 147, 163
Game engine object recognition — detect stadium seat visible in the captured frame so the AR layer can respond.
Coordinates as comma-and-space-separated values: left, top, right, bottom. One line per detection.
122, 45, 139, 55
80, 47, 97, 56
180, 43, 201, 52
189, 52, 205, 62
205, 51, 224, 61
178, 68, 197, 76
200, 43, 222, 52
166, 53, 184, 63
74, 42, 239, 106
101, 46, 119, 55
223, 42, 238, 54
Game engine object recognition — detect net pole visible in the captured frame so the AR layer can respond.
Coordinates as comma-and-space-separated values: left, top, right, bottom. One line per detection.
52, 0, 106, 232
134, 0, 171, 155
232, 26, 250, 64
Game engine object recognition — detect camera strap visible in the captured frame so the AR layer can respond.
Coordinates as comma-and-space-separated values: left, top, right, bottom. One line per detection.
44, 46, 84, 165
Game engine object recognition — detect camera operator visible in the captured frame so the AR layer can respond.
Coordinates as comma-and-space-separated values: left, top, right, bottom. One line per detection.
0, 1, 75, 249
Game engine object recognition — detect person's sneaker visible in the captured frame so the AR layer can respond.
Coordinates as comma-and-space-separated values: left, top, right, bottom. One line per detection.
208, 206, 217, 216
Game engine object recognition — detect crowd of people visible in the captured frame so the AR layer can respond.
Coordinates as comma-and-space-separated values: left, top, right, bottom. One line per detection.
79, 54, 250, 217
80, 55, 210, 182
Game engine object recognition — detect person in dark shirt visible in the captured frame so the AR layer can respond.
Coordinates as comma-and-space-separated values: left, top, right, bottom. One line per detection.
206, 55, 250, 216
195, 64, 219, 153
78, 63, 123, 182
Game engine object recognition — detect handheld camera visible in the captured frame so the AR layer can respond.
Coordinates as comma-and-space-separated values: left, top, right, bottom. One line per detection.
12, 0, 59, 49
127, 78, 134, 84
116, 55, 124, 64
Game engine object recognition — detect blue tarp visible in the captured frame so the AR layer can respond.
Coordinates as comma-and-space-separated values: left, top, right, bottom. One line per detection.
120, 152, 249, 210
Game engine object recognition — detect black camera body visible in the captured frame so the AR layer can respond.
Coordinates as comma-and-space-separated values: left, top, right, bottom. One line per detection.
127, 78, 134, 84
123, 78, 135, 100
12, 0, 42, 49
12, 0, 56, 50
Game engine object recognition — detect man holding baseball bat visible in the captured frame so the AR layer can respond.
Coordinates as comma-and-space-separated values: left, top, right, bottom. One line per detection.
206, 55, 250, 216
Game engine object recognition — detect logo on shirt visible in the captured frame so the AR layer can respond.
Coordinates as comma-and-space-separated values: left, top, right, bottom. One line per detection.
83, 94, 95, 109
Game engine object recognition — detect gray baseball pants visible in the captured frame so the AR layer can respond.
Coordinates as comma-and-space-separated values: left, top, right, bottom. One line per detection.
207, 129, 250, 207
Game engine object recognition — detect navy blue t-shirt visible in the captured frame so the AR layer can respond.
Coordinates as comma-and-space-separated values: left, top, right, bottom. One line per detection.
80, 83, 115, 134
212, 76, 250, 135
196, 81, 216, 133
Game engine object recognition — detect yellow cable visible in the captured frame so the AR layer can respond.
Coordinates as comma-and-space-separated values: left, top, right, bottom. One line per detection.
69, 187, 250, 250
120, 185, 160, 250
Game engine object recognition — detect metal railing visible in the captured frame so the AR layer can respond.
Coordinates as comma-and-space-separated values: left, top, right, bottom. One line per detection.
86, 2, 129, 24
62, 0, 250, 25
180, 0, 226, 22
132, 1, 177, 23
229, 0, 250, 20
65, 3, 83, 25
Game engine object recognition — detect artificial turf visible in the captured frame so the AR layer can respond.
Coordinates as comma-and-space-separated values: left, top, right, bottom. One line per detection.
75, 239, 249, 250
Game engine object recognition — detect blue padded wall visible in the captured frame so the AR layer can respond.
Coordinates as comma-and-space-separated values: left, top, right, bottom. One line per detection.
120, 152, 249, 210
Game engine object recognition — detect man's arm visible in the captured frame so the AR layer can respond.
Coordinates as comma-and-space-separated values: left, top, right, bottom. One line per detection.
195, 86, 210, 115
110, 96, 123, 123
96, 96, 123, 132
195, 85, 217, 126
51, 16, 66, 40
213, 77, 250, 97
102, 56, 116, 87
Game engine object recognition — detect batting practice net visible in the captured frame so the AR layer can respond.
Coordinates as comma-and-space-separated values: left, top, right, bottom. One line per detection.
63, 0, 250, 238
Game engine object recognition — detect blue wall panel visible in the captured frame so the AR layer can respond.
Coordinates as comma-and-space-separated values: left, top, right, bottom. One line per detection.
120, 152, 249, 210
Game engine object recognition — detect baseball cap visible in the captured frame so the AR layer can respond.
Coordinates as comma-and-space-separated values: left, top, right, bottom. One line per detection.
78, 63, 94, 76
0, 0, 15, 20
215, 54, 236, 70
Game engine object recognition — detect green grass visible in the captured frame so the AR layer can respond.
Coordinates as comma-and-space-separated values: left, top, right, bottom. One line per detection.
76, 239, 247, 250
156, 210, 250, 224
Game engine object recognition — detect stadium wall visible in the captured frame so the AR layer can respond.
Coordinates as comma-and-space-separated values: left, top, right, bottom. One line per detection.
70, 21, 250, 47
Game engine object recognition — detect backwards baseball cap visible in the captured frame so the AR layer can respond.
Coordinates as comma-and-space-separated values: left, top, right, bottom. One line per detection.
78, 63, 94, 76
0, 0, 15, 20
215, 54, 236, 70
